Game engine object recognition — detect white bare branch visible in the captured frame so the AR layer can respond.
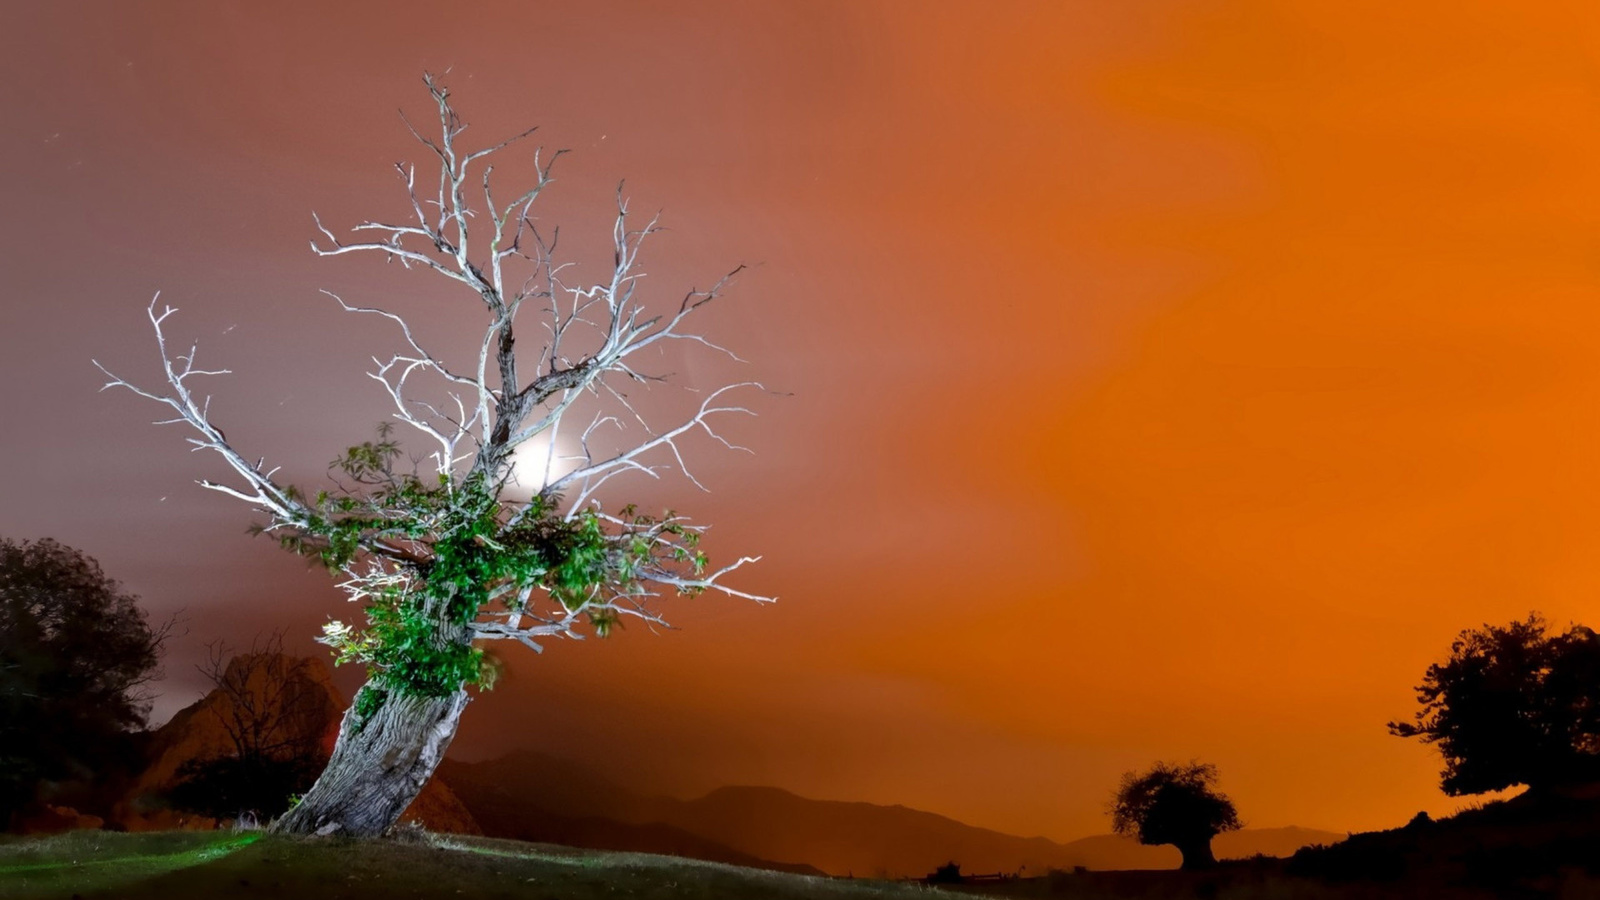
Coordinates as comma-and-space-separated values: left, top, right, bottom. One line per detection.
102, 74, 772, 671
95, 297, 305, 525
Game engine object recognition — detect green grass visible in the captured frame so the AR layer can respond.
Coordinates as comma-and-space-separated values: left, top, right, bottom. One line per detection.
0, 831, 263, 897
0, 831, 955, 900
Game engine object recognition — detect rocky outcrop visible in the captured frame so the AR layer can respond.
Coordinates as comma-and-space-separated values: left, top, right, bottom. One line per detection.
116, 653, 479, 835
13, 805, 107, 835
400, 775, 482, 835
128, 653, 344, 803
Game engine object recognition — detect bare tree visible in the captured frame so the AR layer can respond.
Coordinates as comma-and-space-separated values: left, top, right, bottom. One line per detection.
97, 74, 769, 836
196, 632, 329, 766
169, 633, 333, 819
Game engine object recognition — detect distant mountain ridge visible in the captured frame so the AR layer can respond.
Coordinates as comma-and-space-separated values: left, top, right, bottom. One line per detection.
434, 755, 820, 876
438, 751, 1344, 877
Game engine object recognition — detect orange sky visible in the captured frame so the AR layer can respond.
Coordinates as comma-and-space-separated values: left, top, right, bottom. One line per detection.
6, 0, 1600, 843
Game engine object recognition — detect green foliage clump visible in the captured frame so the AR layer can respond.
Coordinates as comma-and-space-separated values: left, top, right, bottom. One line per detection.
277, 427, 710, 708
351, 685, 389, 728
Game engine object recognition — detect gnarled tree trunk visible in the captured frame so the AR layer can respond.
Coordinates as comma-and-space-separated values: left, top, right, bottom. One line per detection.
272, 687, 468, 836
1175, 836, 1218, 870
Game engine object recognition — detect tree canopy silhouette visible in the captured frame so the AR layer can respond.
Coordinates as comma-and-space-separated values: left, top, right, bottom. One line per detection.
0, 537, 166, 824
1389, 613, 1600, 796
1108, 761, 1242, 870
97, 75, 769, 837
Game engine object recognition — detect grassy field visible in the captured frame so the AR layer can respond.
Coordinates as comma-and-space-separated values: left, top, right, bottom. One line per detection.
0, 830, 953, 900
5, 829, 1597, 899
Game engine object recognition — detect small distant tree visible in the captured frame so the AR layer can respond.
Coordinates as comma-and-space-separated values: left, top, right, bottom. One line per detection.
168, 634, 332, 820
96, 74, 769, 836
1388, 613, 1600, 796
0, 538, 168, 824
1109, 761, 1242, 870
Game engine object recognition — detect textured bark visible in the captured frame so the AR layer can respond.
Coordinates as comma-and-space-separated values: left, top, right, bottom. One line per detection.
272, 687, 468, 836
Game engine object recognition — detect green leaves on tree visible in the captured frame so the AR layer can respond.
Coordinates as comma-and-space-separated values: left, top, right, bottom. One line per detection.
285, 427, 717, 703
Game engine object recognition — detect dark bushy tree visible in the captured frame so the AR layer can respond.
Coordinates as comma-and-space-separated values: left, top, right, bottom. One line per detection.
168, 755, 319, 823
0, 538, 166, 824
1109, 761, 1242, 870
1389, 614, 1600, 796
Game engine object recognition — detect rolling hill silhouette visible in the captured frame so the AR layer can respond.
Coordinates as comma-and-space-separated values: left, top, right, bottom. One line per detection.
438, 751, 1343, 877
1286, 782, 1600, 891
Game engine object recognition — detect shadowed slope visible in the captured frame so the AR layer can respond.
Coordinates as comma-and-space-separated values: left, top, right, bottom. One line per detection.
1287, 782, 1600, 890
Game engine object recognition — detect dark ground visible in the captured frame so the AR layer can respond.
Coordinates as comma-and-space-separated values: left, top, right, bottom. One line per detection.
5, 824, 1600, 900
7, 783, 1600, 900
0, 830, 944, 900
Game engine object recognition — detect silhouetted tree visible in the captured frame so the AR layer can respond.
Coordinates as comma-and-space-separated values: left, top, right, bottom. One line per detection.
1388, 614, 1600, 796
1109, 761, 1242, 870
168, 634, 332, 820
0, 538, 167, 825
97, 74, 769, 836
